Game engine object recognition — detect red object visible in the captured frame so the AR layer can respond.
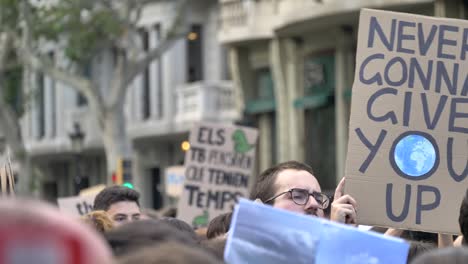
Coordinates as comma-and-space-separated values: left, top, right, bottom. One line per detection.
0, 225, 83, 264
111, 173, 117, 183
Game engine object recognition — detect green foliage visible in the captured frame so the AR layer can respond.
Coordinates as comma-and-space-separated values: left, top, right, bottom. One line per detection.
32, 0, 124, 63
0, 0, 19, 30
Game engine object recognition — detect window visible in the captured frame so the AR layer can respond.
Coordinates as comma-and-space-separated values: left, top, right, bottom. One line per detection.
245, 68, 275, 114
256, 68, 274, 100
140, 29, 151, 120
302, 52, 337, 191
37, 73, 45, 139
187, 24, 203, 82
294, 52, 335, 109
155, 24, 163, 118
49, 52, 56, 137
77, 63, 91, 106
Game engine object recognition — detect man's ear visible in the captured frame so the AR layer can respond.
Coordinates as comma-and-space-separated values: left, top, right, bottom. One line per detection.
254, 198, 264, 204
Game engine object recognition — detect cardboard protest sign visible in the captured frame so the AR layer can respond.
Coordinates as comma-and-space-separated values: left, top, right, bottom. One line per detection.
345, 9, 468, 234
165, 166, 185, 198
57, 195, 95, 217
225, 199, 409, 264
0, 153, 15, 196
177, 122, 258, 228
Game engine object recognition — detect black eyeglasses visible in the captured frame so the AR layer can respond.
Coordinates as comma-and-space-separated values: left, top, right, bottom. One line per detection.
264, 188, 330, 210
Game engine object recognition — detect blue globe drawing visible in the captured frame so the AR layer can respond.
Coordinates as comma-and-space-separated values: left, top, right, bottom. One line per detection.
394, 134, 437, 177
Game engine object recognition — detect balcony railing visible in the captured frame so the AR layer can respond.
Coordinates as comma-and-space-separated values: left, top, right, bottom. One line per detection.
220, 0, 434, 43
25, 106, 102, 156
219, 0, 282, 42
175, 81, 240, 124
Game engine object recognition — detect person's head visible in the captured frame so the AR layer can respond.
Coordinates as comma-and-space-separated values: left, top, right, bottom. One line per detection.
160, 217, 198, 241
94, 186, 141, 227
0, 198, 113, 264
459, 189, 468, 245
117, 241, 221, 264
206, 212, 232, 239
407, 241, 436, 263
250, 161, 327, 217
81, 210, 114, 233
160, 206, 177, 218
411, 247, 468, 264
200, 237, 227, 261
104, 219, 198, 257
141, 208, 160, 220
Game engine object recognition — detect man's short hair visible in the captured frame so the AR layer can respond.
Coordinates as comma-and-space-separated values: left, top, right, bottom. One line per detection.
459, 189, 468, 244
105, 219, 198, 257
206, 212, 232, 239
411, 247, 468, 264
117, 241, 221, 264
407, 241, 436, 263
250, 161, 315, 204
94, 186, 140, 211
200, 237, 227, 261
160, 217, 198, 241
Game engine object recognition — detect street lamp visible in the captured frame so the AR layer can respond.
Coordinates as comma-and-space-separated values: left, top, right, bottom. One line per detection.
69, 122, 85, 194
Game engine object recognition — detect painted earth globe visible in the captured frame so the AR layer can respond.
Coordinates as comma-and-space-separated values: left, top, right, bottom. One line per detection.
394, 134, 437, 177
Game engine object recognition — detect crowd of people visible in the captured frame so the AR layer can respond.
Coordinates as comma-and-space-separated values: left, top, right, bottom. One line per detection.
1, 160, 467, 263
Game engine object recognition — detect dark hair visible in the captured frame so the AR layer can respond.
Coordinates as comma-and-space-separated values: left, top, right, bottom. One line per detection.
94, 186, 140, 211
200, 237, 227, 261
160, 207, 177, 218
160, 217, 198, 241
406, 241, 436, 264
206, 212, 232, 239
401, 231, 438, 244
105, 219, 198, 256
411, 247, 468, 264
250, 161, 315, 204
117, 241, 221, 264
459, 189, 468, 245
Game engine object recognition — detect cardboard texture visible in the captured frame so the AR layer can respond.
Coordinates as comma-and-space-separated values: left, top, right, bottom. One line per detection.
345, 9, 468, 234
165, 166, 185, 198
224, 199, 409, 264
0, 154, 15, 196
57, 195, 95, 218
177, 122, 258, 228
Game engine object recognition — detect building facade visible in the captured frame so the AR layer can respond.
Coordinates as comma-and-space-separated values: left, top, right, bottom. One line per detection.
21, 0, 239, 207
219, 0, 466, 192
17, 0, 466, 205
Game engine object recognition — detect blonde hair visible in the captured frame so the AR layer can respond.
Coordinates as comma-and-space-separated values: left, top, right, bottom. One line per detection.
82, 210, 114, 233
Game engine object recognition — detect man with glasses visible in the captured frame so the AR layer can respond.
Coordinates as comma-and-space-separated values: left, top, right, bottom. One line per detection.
250, 161, 357, 224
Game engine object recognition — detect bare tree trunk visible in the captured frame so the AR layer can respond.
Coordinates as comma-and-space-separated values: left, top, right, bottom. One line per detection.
0, 32, 32, 196
0, 97, 31, 195
102, 105, 131, 184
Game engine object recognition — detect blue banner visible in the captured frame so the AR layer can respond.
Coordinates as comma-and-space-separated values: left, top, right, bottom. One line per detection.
225, 199, 409, 264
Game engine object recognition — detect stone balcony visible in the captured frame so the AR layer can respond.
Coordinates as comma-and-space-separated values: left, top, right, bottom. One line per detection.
219, 0, 434, 43
174, 81, 240, 127
128, 81, 240, 140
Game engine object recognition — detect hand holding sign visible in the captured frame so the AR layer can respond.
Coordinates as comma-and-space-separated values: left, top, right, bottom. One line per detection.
331, 178, 357, 225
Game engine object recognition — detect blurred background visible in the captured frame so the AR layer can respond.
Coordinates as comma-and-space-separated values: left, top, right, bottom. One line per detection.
0, 0, 464, 209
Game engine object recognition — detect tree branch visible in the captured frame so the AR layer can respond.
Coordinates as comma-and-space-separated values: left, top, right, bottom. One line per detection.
19, 0, 107, 124
0, 34, 25, 157
0, 33, 14, 73
124, 0, 189, 87
108, 51, 127, 108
